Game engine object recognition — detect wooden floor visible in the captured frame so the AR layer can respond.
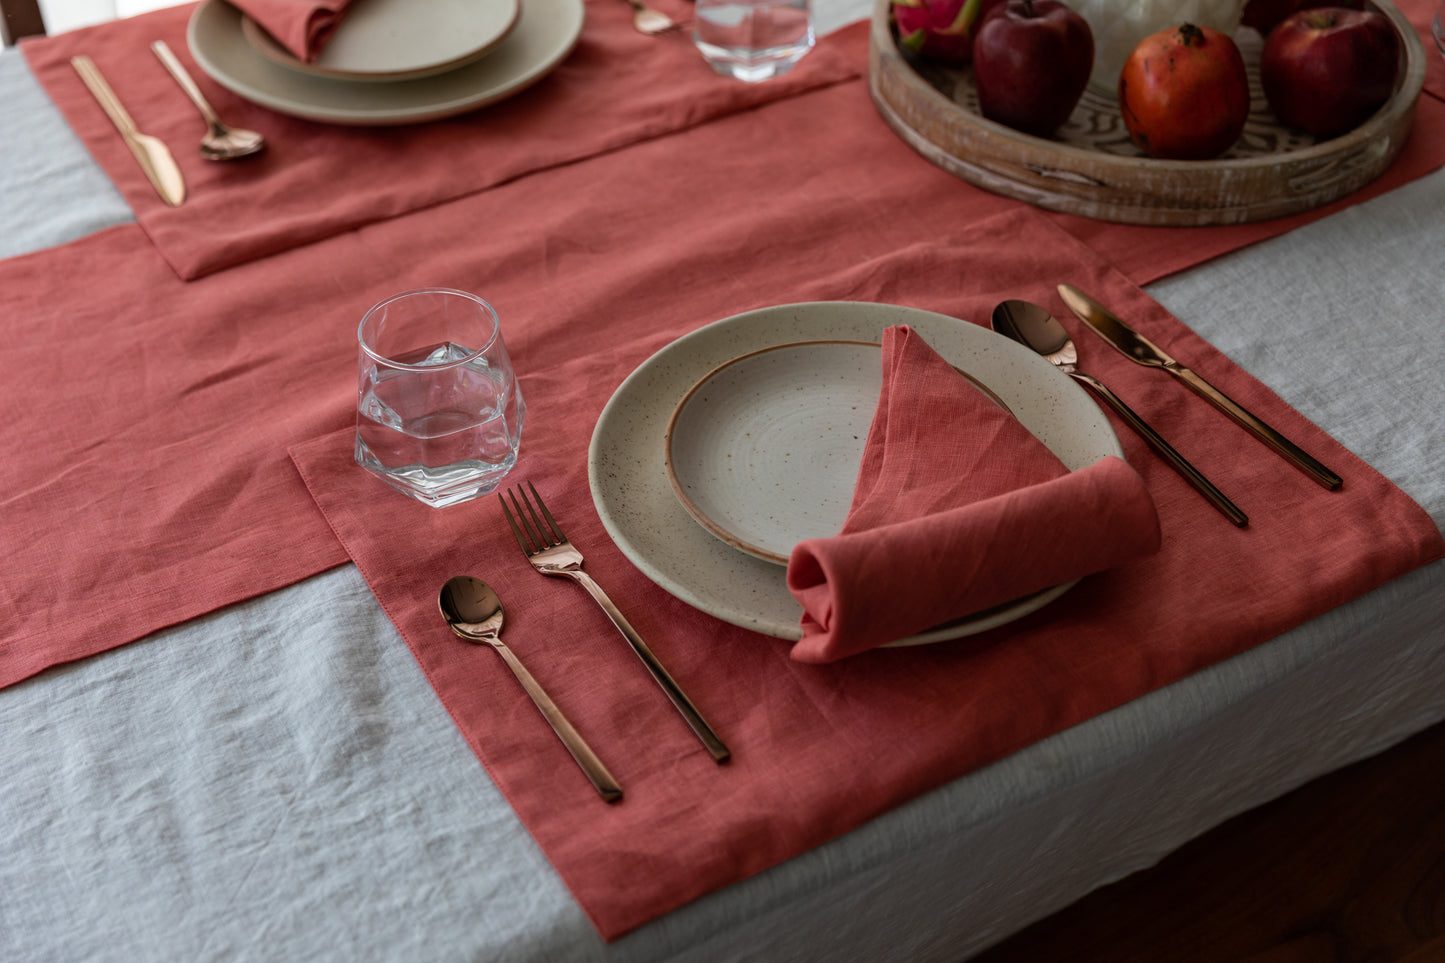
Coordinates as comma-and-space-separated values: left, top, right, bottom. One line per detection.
971, 717, 1445, 963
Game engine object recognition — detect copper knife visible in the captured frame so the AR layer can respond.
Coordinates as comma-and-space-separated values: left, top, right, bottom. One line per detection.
1058, 284, 1341, 491
71, 55, 186, 207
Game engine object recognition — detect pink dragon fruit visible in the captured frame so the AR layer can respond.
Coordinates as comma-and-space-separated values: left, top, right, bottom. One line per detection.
892, 0, 1000, 65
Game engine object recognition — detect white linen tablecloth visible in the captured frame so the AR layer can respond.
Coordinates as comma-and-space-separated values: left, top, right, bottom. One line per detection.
2, 5, 1442, 959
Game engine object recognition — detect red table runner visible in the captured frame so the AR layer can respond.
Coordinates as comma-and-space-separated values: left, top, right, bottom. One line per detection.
289, 205, 1441, 938
21, 0, 860, 280
3, 12, 1442, 694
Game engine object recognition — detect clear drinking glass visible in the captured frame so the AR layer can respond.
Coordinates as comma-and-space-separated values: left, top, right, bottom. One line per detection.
693, 0, 815, 82
1434, 2, 1444, 59
355, 288, 524, 508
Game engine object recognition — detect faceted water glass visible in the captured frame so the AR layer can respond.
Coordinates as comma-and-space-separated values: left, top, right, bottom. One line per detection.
355, 288, 525, 508
693, 0, 814, 82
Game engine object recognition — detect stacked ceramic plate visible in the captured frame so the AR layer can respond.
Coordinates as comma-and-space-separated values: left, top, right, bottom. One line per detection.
187, 0, 586, 125
587, 302, 1125, 647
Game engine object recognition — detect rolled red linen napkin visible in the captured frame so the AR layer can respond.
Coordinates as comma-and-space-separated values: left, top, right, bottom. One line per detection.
786, 325, 1162, 663
232, 0, 353, 62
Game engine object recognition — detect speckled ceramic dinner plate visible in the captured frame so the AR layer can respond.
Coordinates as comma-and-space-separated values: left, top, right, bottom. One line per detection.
240, 0, 521, 83
588, 302, 1124, 645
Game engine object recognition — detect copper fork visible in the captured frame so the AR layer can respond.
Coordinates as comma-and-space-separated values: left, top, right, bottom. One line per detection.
623, 0, 685, 35
500, 481, 729, 762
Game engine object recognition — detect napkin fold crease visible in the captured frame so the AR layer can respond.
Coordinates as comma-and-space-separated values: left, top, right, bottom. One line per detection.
786, 325, 1162, 663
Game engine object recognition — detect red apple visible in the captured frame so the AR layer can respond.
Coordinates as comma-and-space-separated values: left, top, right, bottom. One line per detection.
1241, 0, 1363, 35
1261, 7, 1400, 138
1119, 23, 1250, 159
971, 0, 1093, 138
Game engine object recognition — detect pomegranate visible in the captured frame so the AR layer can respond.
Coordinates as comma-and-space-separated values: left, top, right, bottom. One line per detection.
1118, 22, 1251, 160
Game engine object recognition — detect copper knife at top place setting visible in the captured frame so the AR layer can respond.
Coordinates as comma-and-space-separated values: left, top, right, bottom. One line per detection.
71, 55, 186, 207
1057, 284, 1342, 492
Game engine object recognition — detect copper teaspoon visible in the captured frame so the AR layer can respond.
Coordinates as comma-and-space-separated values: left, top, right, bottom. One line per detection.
439, 575, 622, 802
151, 40, 266, 161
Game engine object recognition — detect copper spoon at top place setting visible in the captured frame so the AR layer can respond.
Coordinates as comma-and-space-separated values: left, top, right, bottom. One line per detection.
992, 299, 1248, 528
151, 40, 266, 161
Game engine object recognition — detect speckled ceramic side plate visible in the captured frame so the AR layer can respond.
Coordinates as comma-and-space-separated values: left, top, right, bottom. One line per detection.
587, 302, 1123, 645
240, 0, 520, 83
664, 341, 883, 565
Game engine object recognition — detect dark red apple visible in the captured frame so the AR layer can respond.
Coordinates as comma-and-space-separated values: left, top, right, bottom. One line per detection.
1241, 0, 1363, 36
1119, 23, 1250, 159
1262, 7, 1399, 138
971, 0, 1094, 137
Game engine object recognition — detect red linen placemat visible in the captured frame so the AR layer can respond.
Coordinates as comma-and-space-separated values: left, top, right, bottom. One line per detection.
288, 209, 1441, 941
20, 0, 859, 280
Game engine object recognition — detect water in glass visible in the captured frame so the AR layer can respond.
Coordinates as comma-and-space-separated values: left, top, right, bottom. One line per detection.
694, 0, 814, 83
354, 290, 524, 508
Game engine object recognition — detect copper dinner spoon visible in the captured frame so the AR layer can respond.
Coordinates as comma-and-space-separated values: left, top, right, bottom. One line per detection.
992, 298, 1248, 528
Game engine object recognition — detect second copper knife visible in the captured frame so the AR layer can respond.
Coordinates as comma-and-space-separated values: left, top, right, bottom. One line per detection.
1058, 284, 1341, 491
71, 55, 186, 207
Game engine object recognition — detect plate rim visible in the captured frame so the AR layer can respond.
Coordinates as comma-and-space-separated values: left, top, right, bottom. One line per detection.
588, 301, 1125, 646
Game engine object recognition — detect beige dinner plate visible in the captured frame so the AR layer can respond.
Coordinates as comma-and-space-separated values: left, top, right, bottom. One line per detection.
188, 0, 583, 125
589, 302, 1124, 645
240, 0, 521, 83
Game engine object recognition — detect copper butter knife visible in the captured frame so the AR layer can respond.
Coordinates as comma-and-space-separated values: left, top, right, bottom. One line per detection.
71, 55, 186, 207
1057, 284, 1342, 491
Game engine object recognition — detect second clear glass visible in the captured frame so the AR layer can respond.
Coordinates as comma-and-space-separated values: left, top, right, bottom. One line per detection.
693, 0, 815, 82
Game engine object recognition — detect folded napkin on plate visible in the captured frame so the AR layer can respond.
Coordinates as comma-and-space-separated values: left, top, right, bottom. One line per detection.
233, 0, 353, 62
786, 325, 1162, 663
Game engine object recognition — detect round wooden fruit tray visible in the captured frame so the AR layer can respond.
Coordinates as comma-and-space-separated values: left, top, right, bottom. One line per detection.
868, 0, 1426, 225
